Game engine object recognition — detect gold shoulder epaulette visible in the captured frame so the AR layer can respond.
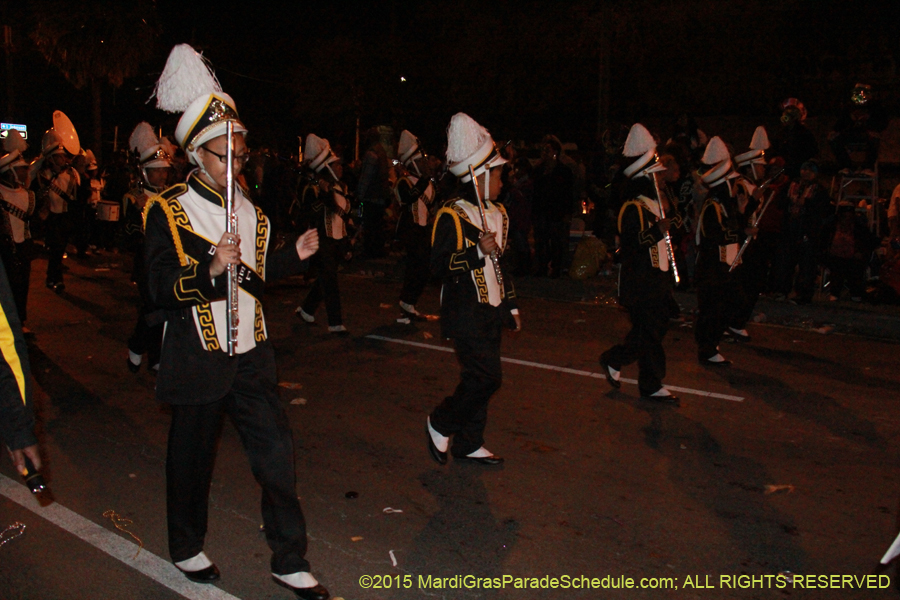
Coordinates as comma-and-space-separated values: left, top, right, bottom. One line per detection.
432, 206, 464, 250
394, 176, 411, 191
617, 199, 645, 234
302, 183, 319, 199
698, 199, 723, 238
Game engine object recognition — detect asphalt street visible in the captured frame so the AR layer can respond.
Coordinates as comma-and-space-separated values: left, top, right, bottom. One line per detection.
1, 251, 900, 600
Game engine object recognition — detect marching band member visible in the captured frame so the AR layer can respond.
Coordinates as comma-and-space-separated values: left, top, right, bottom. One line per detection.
426, 113, 520, 466
0, 130, 36, 324
600, 123, 682, 405
694, 137, 749, 366
125, 122, 174, 373
728, 126, 772, 342
294, 134, 352, 334
145, 44, 328, 600
31, 116, 80, 292
393, 130, 437, 324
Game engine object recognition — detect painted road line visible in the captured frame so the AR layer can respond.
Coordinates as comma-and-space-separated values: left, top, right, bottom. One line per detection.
0, 474, 243, 600
365, 334, 745, 402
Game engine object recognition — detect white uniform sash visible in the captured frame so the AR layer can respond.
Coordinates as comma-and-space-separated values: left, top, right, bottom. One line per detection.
407, 175, 434, 227
455, 199, 505, 307
638, 195, 669, 272
329, 186, 349, 240
176, 184, 269, 353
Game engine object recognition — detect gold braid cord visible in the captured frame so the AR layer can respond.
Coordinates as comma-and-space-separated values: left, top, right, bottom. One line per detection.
143, 185, 189, 267
103, 510, 144, 559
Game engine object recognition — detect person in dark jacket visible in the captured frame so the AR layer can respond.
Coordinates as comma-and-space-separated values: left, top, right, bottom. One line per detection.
600, 123, 681, 404
820, 205, 876, 301
295, 134, 353, 334
531, 136, 574, 277
776, 160, 831, 304
356, 128, 391, 258
771, 98, 818, 179
392, 130, 438, 323
146, 44, 328, 600
426, 113, 520, 466
694, 137, 751, 366
828, 83, 889, 173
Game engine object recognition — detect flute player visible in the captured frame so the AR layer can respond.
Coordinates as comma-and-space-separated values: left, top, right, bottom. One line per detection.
144, 44, 328, 600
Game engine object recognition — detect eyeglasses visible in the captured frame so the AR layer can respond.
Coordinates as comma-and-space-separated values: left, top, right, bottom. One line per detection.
202, 146, 251, 166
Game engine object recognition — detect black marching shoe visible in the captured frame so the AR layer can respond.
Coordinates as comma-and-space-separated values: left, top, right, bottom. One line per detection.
273, 578, 330, 600
178, 564, 220, 583
701, 354, 732, 367
599, 357, 621, 389
724, 327, 751, 343
639, 391, 680, 406
398, 303, 428, 324
127, 358, 140, 373
456, 454, 504, 465
426, 421, 447, 465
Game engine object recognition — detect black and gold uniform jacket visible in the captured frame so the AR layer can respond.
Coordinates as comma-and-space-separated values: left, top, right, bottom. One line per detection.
0, 260, 34, 451
143, 173, 307, 405
394, 175, 436, 229
296, 179, 352, 240
431, 197, 518, 339
616, 194, 683, 307
696, 183, 746, 281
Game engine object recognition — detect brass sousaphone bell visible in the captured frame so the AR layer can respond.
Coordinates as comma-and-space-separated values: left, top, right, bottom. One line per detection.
52, 110, 81, 156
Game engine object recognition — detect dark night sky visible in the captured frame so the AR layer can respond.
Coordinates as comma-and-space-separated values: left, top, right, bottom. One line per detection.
2, 0, 899, 158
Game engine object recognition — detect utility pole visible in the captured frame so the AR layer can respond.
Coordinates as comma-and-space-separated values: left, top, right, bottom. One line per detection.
596, 5, 611, 140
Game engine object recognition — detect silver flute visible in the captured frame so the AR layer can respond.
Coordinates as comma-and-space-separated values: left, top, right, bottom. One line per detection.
225, 121, 239, 356
650, 174, 680, 284
729, 168, 784, 272
468, 165, 505, 296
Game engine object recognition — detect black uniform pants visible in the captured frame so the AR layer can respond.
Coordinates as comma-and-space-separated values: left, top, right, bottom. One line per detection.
695, 270, 746, 360
533, 215, 568, 277
399, 222, 431, 306
731, 246, 766, 329
301, 236, 343, 326
166, 347, 310, 575
777, 226, 818, 302
128, 305, 163, 366
823, 255, 866, 298
362, 201, 386, 258
45, 212, 71, 285
601, 297, 669, 395
430, 320, 503, 457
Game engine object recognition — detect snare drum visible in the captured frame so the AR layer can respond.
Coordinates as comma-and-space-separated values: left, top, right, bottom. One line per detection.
96, 201, 120, 222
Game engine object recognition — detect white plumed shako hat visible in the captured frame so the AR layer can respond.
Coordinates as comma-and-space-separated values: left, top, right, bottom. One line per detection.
398, 130, 422, 165
304, 134, 339, 173
446, 113, 506, 184
700, 136, 735, 187
153, 44, 247, 165
41, 129, 66, 157
734, 126, 770, 168
622, 123, 666, 179
129, 122, 172, 170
